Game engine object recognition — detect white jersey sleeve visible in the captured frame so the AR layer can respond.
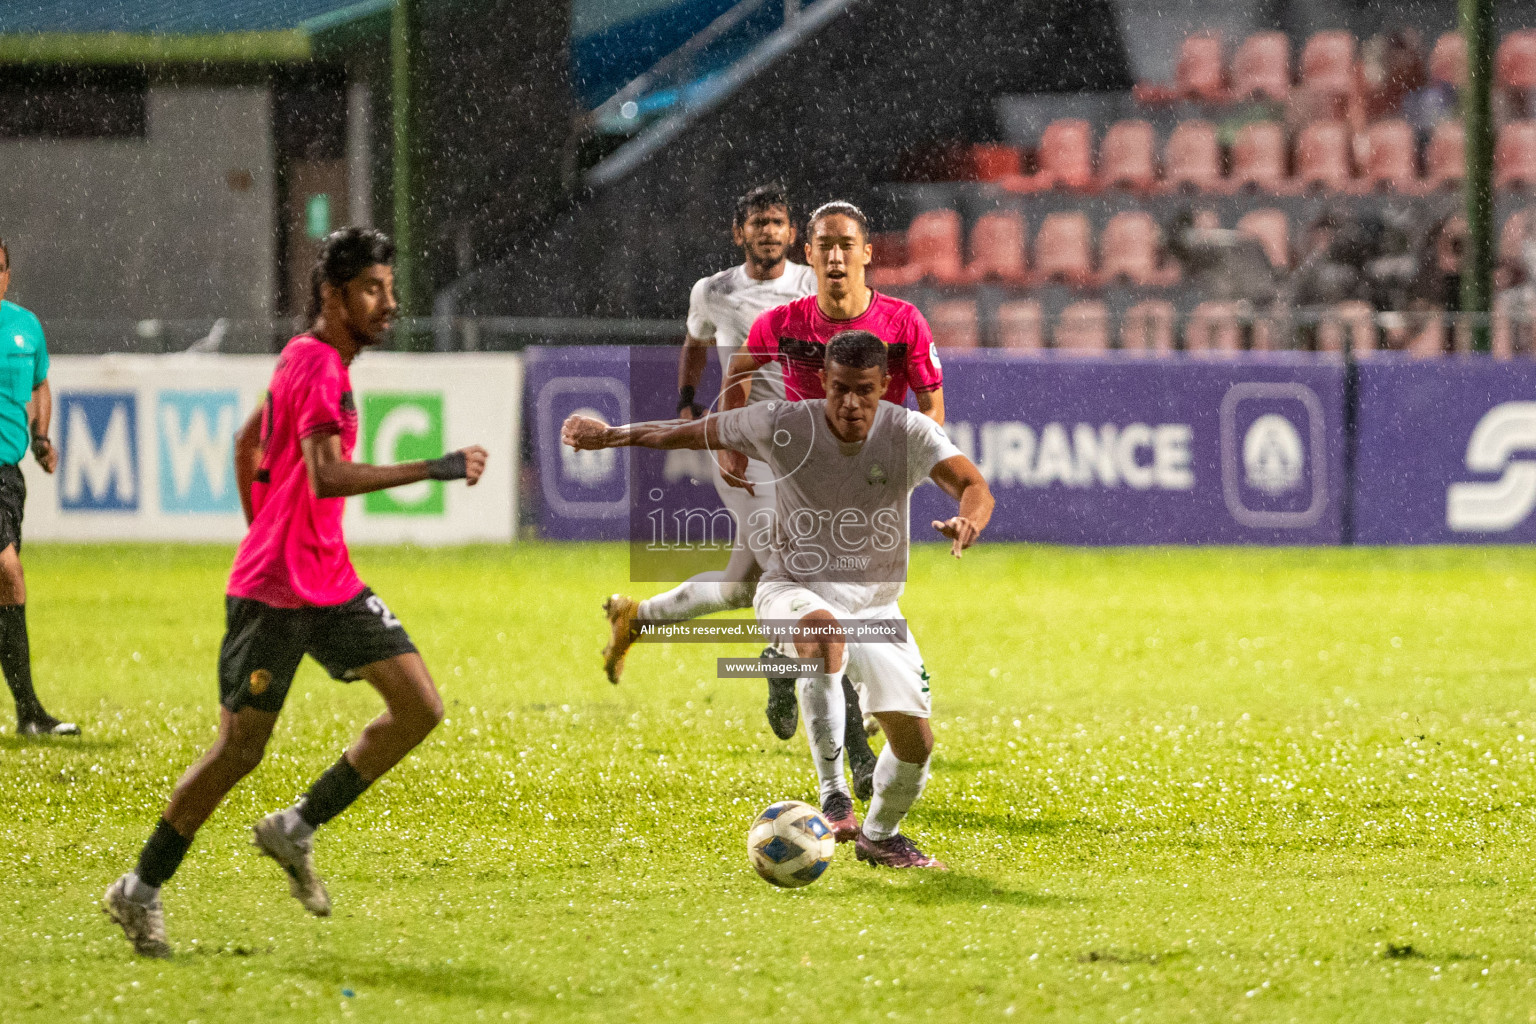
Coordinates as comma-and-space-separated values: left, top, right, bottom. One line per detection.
711, 402, 777, 464
685, 276, 716, 340
904, 410, 965, 490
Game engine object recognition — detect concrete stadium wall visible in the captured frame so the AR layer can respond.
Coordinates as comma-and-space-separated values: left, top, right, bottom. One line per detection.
0, 88, 275, 339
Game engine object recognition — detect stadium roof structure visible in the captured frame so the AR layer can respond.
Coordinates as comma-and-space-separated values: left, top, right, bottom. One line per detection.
0, 0, 392, 64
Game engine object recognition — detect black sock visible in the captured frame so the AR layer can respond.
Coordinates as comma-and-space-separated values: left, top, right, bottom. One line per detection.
842, 677, 876, 763
298, 754, 373, 829
136, 818, 193, 888
0, 604, 42, 722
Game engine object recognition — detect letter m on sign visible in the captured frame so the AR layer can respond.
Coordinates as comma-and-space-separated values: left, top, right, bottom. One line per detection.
60, 392, 139, 511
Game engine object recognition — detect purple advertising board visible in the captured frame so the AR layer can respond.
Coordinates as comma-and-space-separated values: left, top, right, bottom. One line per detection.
1354, 357, 1536, 544
530, 346, 1347, 546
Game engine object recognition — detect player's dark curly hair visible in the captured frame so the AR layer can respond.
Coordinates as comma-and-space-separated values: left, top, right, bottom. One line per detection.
827, 330, 887, 370
305, 226, 396, 324
734, 182, 791, 227
808, 200, 869, 241
0, 236, 9, 271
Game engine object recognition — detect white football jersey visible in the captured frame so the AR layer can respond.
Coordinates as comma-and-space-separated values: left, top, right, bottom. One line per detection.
686, 262, 816, 405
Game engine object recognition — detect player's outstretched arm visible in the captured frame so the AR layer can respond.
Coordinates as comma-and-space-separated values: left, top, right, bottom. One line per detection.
301, 432, 487, 499
561, 413, 720, 452
928, 454, 993, 558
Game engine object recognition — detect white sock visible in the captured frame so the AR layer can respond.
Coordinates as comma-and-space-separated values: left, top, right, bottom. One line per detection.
798, 670, 849, 803
862, 746, 931, 841
124, 872, 159, 905
638, 578, 752, 622
279, 805, 315, 843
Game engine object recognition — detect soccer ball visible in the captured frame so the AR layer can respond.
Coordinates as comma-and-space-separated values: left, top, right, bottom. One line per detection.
747, 800, 835, 888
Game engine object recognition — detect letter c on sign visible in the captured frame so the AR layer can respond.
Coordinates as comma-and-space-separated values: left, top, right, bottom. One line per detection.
375, 404, 435, 507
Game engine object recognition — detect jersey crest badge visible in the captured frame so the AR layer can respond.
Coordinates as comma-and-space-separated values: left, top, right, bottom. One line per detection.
867, 464, 887, 485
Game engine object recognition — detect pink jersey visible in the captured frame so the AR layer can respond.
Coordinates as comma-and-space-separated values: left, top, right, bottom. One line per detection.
744, 291, 943, 404
227, 335, 364, 608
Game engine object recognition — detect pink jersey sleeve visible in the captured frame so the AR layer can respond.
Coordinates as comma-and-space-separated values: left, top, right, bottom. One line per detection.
294, 346, 347, 439
905, 307, 944, 392
745, 308, 780, 365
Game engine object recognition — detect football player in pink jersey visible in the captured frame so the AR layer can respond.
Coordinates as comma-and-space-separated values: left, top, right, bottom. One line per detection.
103, 229, 488, 958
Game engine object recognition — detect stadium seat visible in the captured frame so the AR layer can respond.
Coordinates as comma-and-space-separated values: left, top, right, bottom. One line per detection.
1497, 30, 1536, 90
1236, 209, 1291, 269
1163, 119, 1224, 193
1098, 119, 1158, 191
1032, 211, 1094, 285
929, 299, 980, 350
1010, 119, 1094, 192
1300, 31, 1357, 97
1317, 301, 1378, 357
1053, 300, 1111, 352
1184, 301, 1244, 353
1294, 119, 1354, 191
994, 300, 1045, 350
1176, 33, 1228, 103
1496, 121, 1536, 189
1232, 31, 1291, 102
1119, 299, 1177, 355
963, 209, 1029, 285
868, 231, 908, 271
870, 208, 964, 286
1430, 32, 1467, 88
1229, 121, 1290, 192
969, 144, 1022, 182
1356, 119, 1420, 193
1424, 119, 1465, 190
1097, 211, 1165, 286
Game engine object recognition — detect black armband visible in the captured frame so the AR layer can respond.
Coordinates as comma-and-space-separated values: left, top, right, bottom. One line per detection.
676, 385, 705, 418
426, 451, 468, 481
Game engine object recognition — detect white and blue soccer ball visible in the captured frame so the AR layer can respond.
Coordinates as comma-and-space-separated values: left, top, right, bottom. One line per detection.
747, 800, 835, 888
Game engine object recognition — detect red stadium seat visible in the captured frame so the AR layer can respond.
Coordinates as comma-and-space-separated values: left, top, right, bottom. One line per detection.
1097, 211, 1164, 286
1294, 119, 1354, 191
1163, 119, 1224, 193
870, 209, 964, 287
1176, 33, 1228, 103
1230, 121, 1290, 192
1317, 301, 1378, 357
868, 231, 907, 271
1097, 119, 1158, 191
1497, 30, 1536, 90
1054, 300, 1111, 352
1237, 209, 1291, 269
1032, 119, 1095, 191
964, 209, 1029, 285
1430, 32, 1467, 88
929, 299, 980, 350
1120, 299, 1177, 355
1424, 119, 1465, 190
1357, 119, 1420, 192
969, 144, 1022, 182
1300, 30, 1357, 96
1496, 121, 1536, 189
1184, 301, 1244, 354
994, 300, 1045, 351
1232, 31, 1292, 101
1031, 211, 1094, 285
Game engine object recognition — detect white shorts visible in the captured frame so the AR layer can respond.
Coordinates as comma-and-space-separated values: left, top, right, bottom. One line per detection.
712, 453, 777, 568
754, 581, 932, 718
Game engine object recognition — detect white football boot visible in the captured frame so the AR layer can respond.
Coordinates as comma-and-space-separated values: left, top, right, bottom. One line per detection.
252, 812, 332, 916
102, 875, 171, 958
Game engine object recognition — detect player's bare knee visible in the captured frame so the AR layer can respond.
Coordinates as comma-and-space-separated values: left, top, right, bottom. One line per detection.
793, 610, 845, 673
214, 734, 268, 776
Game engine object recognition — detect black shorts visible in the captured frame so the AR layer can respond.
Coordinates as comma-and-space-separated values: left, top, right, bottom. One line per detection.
218, 587, 419, 714
0, 464, 25, 552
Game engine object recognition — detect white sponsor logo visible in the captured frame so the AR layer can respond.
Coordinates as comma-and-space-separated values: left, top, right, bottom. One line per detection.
1446, 401, 1536, 532
560, 405, 618, 485
943, 421, 1194, 490
1243, 414, 1305, 495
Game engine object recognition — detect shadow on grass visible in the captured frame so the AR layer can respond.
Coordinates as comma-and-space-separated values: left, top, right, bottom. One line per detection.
287, 954, 552, 1005
0, 736, 128, 754
840, 869, 1076, 909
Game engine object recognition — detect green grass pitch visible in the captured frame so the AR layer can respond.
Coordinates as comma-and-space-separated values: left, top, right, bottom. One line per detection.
6, 542, 1536, 1022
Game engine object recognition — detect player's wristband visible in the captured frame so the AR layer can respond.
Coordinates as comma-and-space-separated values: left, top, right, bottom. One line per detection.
30, 435, 50, 461
425, 451, 468, 481
676, 386, 705, 418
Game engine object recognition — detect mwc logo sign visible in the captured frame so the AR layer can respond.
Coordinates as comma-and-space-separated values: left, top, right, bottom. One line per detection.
59, 392, 138, 511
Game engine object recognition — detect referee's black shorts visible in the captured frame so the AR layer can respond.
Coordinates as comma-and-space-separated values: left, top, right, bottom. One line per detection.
0, 464, 26, 552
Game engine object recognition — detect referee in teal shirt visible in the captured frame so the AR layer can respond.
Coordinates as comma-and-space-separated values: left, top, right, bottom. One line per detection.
0, 238, 76, 736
